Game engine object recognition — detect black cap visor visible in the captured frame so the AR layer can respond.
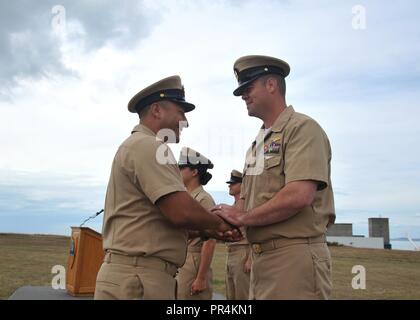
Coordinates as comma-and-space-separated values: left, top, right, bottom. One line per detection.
178, 163, 214, 170
233, 66, 286, 96
233, 76, 260, 96
226, 177, 243, 184
135, 89, 195, 113
171, 99, 195, 113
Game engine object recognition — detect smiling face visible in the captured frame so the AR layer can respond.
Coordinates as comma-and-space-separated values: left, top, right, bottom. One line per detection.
158, 100, 188, 143
241, 78, 271, 118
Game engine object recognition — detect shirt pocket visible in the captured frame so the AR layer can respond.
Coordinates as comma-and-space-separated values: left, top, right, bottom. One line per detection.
265, 155, 284, 191
252, 156, 285, 206
264, 155, 282, 170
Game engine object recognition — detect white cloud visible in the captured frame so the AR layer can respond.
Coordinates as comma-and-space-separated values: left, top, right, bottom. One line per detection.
0, 0, 157, 89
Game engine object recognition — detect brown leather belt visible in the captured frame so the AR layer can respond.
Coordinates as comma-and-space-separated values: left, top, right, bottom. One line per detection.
251, 235, 326, 254
104, 252, 178, 277
227, 244, 250, 253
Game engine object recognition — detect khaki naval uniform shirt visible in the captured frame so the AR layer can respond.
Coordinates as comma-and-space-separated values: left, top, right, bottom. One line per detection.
176, 185, 215, 300
187, 186, 216, 248
241, 106, 335, 243
102, 124, 188, 268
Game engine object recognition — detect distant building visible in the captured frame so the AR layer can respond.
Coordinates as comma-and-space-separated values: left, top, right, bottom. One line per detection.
326, 217, 391, 250
369, 218, 391, 249
327, 223, 353, 236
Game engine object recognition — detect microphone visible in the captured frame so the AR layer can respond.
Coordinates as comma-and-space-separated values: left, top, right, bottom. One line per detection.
80, 209, 104, 227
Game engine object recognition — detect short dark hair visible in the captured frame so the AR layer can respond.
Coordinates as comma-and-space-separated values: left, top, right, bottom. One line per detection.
137, 100, 170, 119
260, 74, 286, 96
181, 165, 213, 186
137, 104, 151, 119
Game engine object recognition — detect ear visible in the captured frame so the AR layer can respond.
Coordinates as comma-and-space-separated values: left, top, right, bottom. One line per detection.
191, 168, 199, 177
150, 102, 162, 119
266, 77, 277, 94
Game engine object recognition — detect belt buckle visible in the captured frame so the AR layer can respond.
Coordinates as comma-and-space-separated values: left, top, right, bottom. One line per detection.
252, 244, 262, 254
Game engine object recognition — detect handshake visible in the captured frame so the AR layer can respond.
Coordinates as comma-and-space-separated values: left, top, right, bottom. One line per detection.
201, 204, 246, 242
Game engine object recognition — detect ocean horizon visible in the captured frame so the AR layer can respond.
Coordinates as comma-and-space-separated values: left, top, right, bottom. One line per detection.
390, 239, 420, 251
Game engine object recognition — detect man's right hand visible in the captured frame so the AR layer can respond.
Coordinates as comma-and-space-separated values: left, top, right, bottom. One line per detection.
204, 216, 243, 242
157, 191, 243, 241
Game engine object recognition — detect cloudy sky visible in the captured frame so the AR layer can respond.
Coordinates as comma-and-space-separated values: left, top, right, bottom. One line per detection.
0, 0, 419, 239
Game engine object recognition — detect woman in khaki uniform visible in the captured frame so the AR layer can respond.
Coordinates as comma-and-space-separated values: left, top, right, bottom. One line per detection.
176, 147, 216, 300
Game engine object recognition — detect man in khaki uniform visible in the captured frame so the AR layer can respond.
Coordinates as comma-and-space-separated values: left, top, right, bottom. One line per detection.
176, 147, 216, 300
214, 55, 335, 299
225, 170, 251, 300
94, 76, 240, 300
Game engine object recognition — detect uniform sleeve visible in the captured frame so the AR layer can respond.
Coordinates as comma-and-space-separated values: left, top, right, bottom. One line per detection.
120, 138, 186, 204
284, 119, 330, 190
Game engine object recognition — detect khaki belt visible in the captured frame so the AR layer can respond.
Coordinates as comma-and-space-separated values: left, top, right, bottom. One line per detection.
104, 252, 178, 277
251, 235, 326, 254
187, 246, 203, 253
227, 244, 250, 253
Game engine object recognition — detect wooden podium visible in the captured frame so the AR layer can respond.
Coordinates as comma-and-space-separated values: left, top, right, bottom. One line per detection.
66, 227, 104, 297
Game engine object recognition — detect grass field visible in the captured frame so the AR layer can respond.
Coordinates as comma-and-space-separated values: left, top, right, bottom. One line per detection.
1, 233, 420, 300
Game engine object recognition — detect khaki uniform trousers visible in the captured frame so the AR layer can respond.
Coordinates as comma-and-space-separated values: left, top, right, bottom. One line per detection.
176, 248, 213, 300
225, 244, 251, 300
94, 252, 178, 300
249, 236, 332, 300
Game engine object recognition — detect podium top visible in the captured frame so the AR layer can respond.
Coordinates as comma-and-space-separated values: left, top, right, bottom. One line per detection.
70, 227, 102, 237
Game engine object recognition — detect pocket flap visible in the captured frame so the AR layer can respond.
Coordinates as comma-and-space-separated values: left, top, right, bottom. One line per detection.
265, 156, 281, 169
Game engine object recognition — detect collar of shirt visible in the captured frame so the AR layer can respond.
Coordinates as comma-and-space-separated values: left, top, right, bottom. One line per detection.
271, 105, 295, 133
131, 124, 167, 143
251, 105, 295, 147
190, 185, 204, 199
131, 124, 156, 136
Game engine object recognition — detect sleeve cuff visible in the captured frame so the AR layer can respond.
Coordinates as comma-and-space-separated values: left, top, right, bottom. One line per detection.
150, 185, 187, 204
285, 175, 328, 191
